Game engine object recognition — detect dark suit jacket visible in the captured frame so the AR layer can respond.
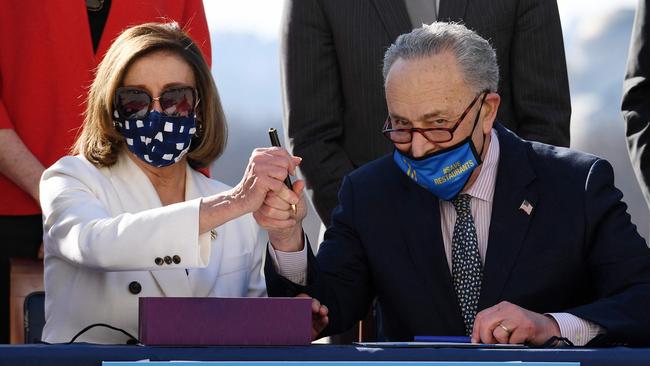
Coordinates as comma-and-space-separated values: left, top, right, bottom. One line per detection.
282, 0, 572, 225
266, 124, 650, 346
623, 0, 650, 208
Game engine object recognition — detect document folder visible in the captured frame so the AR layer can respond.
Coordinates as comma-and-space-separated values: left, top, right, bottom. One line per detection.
138, 297, 312, 346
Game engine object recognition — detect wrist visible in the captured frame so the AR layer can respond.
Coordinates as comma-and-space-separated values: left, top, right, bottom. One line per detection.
199, 192, 247, 232
270, 227, 304, 252
544, 314, 562, 338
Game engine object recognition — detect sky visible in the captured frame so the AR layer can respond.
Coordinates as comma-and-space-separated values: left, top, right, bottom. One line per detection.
203, 0, 285, 42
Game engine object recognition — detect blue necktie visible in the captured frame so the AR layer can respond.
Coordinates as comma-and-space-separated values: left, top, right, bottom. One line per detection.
451, 194, 483, 335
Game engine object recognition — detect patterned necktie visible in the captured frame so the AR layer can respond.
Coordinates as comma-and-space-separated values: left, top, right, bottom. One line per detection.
451, 194, 483, 335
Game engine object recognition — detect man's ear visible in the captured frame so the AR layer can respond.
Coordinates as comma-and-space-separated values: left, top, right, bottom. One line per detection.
481, 92, 501, 134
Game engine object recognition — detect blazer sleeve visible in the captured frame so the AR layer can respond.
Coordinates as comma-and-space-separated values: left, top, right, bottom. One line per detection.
622, 0, 650, 208
509, 0, 571, 147
40, 157, 212, 271
281, 0, 355, 225
566, 159, 650, 346
182, 0, 212, 67
265, 175, 374, 336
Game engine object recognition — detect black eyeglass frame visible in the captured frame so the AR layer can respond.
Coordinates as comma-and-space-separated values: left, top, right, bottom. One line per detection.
113, 85, 199, 121
382, 90, 490, 144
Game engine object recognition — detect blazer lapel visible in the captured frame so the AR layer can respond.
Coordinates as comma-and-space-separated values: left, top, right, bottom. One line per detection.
149, 269, 192, 297
438, 0, 469, 22
478, 125, 537, 310
393, 164, 464, 332
112, 154, 193, 297
184, 166, 224, 297
370, 0, 413, 42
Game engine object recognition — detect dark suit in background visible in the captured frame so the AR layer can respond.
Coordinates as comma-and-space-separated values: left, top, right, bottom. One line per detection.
282, 0, 571, 225
623, 0, 650, 209
266, 124, 650, 345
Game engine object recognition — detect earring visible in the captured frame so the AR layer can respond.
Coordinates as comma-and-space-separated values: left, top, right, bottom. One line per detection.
194, 120, 203, 137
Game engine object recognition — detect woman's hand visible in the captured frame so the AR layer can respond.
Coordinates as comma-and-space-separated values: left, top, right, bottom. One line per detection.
231, 147, 301, 214
199, 147, 300, 234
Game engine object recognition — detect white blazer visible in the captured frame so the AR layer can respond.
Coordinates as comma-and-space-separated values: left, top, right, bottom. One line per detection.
39, 153, 267, 344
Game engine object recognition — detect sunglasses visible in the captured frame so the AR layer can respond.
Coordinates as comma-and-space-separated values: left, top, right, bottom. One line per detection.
114, 86, 198, 120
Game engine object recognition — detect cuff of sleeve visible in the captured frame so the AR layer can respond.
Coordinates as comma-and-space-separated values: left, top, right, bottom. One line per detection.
547, 312, 604, 346
195, 198, 211, 267
267, 237, 308, 285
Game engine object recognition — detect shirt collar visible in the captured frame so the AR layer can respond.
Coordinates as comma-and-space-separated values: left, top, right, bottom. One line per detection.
465, 129, 500, 203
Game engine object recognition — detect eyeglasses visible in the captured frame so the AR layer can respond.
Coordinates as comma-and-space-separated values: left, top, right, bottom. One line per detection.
114, 86, 198, 120
382, 91, 488, 144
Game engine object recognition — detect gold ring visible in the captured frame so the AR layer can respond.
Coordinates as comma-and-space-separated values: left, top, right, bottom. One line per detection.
498, 323, 512, 334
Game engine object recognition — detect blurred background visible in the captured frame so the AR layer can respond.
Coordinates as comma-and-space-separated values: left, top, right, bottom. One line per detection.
204, 0, 649, 242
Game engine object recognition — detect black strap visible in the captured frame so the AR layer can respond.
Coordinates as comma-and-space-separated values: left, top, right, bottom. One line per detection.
67, 323, 139, 345
538, 336, 575, 348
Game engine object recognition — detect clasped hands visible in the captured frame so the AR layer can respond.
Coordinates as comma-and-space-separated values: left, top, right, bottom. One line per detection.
232, 146, 307, 250
234, 147, 328, 337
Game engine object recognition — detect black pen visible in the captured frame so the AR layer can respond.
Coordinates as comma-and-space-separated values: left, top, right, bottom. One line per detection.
268, 128, 297, 215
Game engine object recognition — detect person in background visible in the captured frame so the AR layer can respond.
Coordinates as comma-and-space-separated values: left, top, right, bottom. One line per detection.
260, 22, 650, 347
0, 0, 211, 343
281, 0, 571, 231
39, 22, 294, 344
623, 0, 650, 212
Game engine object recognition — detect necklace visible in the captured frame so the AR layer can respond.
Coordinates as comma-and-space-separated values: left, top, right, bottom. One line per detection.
86, 0, 104, 12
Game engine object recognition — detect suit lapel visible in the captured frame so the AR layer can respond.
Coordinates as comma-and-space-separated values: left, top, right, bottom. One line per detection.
478, 125, 537, 310
393, 164, 464, 332
438, 0, 469, 22
370, 0, 413, 42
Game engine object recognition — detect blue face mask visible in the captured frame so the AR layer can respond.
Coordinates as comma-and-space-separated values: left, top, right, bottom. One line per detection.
114, 110, 196, 168
393, 137, 482, 200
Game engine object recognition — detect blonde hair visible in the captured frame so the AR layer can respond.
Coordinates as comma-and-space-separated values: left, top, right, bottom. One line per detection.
74, 22, 226, 169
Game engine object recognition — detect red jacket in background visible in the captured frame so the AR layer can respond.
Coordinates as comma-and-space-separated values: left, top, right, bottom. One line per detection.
0, 0, 212, 215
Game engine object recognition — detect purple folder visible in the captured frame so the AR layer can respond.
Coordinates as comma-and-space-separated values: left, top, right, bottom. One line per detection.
138, 297, 312, 346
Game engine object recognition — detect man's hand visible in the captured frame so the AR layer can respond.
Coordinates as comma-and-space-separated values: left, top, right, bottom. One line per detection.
253, 166, 307, 252
297, 293, 328, 340
471, 301, 561, 345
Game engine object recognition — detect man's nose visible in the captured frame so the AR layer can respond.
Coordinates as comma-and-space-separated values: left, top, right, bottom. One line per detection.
410, 131, 432, 158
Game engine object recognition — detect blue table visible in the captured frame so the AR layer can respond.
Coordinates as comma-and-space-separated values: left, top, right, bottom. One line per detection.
1, 344, 650, 366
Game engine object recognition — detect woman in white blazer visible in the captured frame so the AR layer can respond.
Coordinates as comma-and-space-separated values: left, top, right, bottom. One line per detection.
39, 23, 303, 344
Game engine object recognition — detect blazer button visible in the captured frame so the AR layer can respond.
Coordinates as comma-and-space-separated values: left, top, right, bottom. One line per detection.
155, 257, 164, 266
128, 281, 142, 294
172, 255, 181, 264
164, 256, 172, 265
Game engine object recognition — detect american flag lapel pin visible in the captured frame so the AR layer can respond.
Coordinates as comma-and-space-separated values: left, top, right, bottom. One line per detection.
519, 200, 533, 215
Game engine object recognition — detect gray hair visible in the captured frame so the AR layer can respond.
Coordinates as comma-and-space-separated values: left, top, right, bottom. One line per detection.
383, 22, 499, 93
